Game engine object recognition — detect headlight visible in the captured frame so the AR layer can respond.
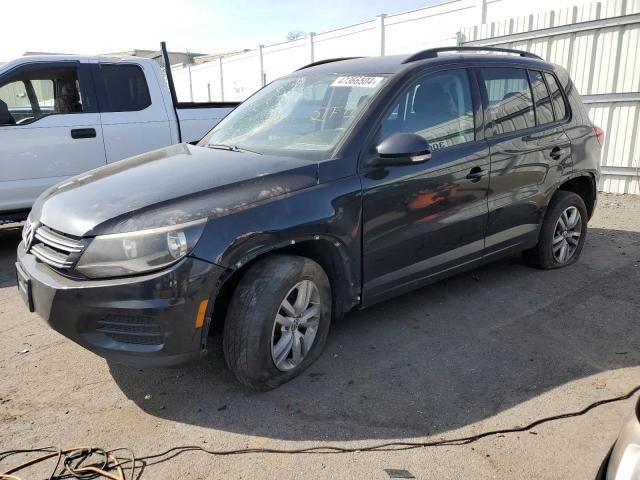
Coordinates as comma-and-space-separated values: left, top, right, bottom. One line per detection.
75, 219, 206, 278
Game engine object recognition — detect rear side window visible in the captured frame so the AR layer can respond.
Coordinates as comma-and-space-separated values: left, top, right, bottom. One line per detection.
479, 67, 535, 136
543, 72, 568, 121
99, 64, 151, 112
528, 70, 554, 125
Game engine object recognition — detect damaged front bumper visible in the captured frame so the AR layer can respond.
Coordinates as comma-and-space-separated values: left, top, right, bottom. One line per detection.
16, 241, 225, 367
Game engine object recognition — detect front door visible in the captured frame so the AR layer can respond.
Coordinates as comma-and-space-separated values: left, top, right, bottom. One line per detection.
0, 62, 106, 212
360, 67, 490, 305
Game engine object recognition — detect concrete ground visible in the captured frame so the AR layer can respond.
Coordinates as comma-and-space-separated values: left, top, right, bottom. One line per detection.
1, 192, 639, 479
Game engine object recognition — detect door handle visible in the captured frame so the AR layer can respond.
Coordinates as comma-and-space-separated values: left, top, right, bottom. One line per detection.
70, 128, 96, 139
466, 166, 488, 183
549, 146, 565, 160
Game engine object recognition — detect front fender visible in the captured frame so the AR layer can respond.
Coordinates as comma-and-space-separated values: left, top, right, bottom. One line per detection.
190, 175, 363, 297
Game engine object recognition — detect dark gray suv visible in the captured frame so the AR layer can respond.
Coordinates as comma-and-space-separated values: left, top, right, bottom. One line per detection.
16, 47, 603, 389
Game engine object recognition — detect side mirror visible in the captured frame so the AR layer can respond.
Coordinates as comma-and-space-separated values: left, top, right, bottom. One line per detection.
373, 132, 432, 166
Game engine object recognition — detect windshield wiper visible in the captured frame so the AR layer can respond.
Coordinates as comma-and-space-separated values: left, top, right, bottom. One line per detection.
207, 144, 262, 155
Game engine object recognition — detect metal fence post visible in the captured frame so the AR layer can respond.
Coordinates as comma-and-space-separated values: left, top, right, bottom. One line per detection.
258, 44, 265, 86
376, 14, 387, 56
308, 32, 315, 63
218, 57, 224, 102
187, 63, 193, 102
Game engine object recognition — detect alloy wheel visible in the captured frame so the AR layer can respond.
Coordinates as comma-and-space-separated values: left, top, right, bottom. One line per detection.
271, 280, 321, 371
552, 206, 582, 264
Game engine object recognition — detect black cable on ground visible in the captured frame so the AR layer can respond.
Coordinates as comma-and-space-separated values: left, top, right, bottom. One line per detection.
2, 384, 639, 479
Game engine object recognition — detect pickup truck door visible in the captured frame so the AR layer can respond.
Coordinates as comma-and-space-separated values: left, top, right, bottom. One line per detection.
360, 67, 490, 305
91, 62, 173, 162
0, 62, 107, 212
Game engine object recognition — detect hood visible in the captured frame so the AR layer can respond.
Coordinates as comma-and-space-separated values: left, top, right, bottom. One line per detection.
31, 143, 318, 237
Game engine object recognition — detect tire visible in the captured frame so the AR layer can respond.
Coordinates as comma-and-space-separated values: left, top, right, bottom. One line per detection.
223, 254, 332, 390
524, 190, 588, 270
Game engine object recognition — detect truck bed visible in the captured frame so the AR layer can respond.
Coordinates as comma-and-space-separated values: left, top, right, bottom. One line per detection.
176, 102, 239, 144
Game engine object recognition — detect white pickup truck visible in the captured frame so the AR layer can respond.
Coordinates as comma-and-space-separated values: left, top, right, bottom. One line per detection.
0, 53, 238, 221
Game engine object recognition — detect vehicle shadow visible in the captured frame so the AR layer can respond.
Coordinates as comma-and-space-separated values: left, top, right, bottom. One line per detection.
0, 225, 22, 288
107, 225, 640, 441
3, 222, 637, 442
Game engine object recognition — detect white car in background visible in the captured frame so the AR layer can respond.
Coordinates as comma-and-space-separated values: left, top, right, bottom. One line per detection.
0, 52, 238, 222
597, 396, 640, 480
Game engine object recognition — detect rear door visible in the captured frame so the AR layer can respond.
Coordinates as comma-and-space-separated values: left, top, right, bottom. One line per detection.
92, 62, 173, 162
360, 67, 490, 304
0, 61, 106, 212
476, 66, 572, 259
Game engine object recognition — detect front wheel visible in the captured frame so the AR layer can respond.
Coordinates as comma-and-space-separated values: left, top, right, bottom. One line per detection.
524, 190, 588, 269
223, 255, 331, 390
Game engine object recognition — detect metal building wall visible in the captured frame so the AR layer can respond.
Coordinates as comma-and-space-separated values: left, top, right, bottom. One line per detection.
171, 0, 640, 194
461, 0, 640, 194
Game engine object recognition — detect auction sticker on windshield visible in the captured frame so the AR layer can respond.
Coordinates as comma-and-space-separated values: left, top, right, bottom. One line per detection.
331, 76, 384, 88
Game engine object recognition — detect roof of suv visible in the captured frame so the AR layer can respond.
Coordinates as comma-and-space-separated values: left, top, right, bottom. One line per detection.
298, 50, 555, 75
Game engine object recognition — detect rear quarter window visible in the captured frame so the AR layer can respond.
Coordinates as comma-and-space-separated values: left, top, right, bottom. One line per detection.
527, 70, 555, 125
543, 72, 568, 121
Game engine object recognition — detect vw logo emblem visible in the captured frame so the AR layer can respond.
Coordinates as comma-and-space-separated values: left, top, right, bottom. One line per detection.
22, 221, 36, 251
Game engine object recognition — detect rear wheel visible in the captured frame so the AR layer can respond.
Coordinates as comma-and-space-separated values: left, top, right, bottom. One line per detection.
524, 190, 588, 269
223, 255, 331, 390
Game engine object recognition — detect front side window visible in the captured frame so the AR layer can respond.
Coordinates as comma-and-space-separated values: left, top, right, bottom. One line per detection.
98, 64, 151, 112
380, 68, 475, 150
479, 67, 535, 136
528, 70, 555, 125
200, 73, 388, 159
0, 66, 83, 126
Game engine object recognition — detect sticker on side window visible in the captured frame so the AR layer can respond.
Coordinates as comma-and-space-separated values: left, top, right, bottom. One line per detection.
430, 140, 448, 150
331, 76, 384, 88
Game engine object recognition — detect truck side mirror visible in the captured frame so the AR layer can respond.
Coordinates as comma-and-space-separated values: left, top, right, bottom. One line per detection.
373, 133, 432, 167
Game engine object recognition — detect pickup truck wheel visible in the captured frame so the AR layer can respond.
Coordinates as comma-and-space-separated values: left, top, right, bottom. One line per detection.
223, 255, 331, 390
524, 190, 588, 270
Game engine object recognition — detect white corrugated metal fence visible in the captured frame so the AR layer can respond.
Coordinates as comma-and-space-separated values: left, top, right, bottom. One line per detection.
460, 0, 640, 194
171, 0, 640, 194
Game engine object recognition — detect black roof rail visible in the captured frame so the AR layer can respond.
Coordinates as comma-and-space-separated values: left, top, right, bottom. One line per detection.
297, 57, 363, 70
402, 46, 542, 63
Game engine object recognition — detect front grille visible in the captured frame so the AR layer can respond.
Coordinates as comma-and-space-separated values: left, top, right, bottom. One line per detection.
35, 226, 84, 253
31, 243, 75, 269
24, 220, 85, 270
96, 316, 164, 346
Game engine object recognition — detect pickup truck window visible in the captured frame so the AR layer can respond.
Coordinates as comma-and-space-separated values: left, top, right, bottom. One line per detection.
200, 73, 388, 159
97, 64, 151, 112
380, 68, 475, 150
0, 66, 83, 125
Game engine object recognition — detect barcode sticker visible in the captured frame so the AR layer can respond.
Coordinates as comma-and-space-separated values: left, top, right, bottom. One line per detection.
331, 76, 384, 88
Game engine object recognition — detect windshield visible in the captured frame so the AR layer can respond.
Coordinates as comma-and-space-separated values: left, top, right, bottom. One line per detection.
199, 73, 388, 159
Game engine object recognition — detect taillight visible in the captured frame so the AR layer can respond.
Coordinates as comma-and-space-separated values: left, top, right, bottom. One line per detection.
593, 125, 605, 146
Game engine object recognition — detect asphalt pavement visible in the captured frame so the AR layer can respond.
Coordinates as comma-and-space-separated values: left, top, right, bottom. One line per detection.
1, 193, 639, 479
